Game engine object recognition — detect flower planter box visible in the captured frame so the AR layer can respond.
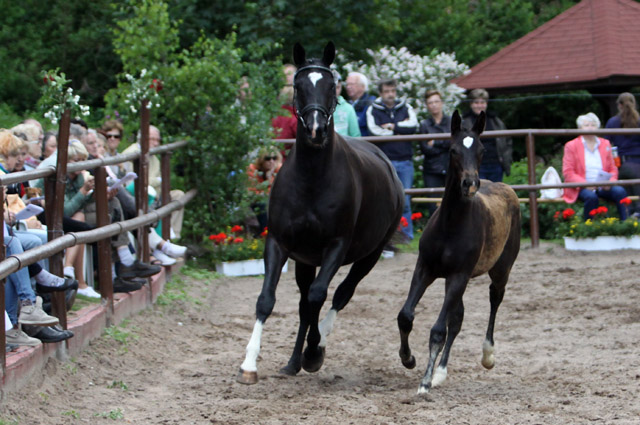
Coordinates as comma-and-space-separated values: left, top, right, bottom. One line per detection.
563, 235, 640, 251
216, 259, 288, 277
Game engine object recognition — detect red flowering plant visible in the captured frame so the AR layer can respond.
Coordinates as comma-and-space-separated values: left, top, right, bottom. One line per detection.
208, 225, 267, 263
554, 198, 640, 239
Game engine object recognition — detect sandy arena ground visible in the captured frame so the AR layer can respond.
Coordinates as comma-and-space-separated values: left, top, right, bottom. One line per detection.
1, 242, 639, 424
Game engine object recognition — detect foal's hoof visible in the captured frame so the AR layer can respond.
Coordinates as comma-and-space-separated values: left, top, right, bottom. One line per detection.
401, 355, 416, 369
236, 368, 259, 385
279, 364, 300, 376
301, 346, 325, 373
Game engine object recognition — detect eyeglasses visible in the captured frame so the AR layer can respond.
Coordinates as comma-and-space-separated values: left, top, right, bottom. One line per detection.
264, 156, 277, 161
106, 133, 121, 139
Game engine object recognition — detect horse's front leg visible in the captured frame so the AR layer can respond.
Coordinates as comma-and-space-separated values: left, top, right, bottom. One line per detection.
302, 240, 347, 373
397, 259, 435, 370
418, 273, 469, 394
280, 262, 316, 376
237, 236, 289, 384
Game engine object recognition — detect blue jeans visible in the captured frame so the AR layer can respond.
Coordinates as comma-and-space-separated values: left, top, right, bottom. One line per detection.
4, 235, 37, 326
15, 230, 48, 272
578, 186, 628, 221
479, 163, 504, 182
391, 159, 413, 240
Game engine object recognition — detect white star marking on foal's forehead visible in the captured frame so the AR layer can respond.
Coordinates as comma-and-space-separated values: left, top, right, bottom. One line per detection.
463, 136, 474, 149
308, 72, 323, 87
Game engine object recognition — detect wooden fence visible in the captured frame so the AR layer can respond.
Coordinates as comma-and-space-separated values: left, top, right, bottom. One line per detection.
277, 127, 640, 247
0, 108, 194, 375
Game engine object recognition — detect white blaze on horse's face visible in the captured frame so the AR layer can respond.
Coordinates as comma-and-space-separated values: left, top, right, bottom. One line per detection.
311, 111, 319, 139
463, 136, 474, 149
308, 72, 323, 87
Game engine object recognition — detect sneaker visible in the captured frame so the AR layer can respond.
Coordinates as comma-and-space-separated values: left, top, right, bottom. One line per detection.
152, 249, 177, 266
116, 260, 162, 280
161, 241, 187, 258
18, 297, 59, 326
6, 327, 41, 347
381, 250, 395, 259
77, 286, 101, 299
113, 277, 143, 293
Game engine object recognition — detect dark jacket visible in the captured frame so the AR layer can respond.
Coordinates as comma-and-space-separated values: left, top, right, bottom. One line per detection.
605, 115, 640, 158
462, 110, 512, 176
366, 98, 418, 161
350, 93, 376, 137
419, 115, 451, 175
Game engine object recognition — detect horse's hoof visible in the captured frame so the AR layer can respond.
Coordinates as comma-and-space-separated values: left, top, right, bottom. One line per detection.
481, 356, 495, 370
301, 346, 325, 373
401, 355, 416, 369
279, 364, 300, 376
416, 384, 430, 395
236, 368, 259, 385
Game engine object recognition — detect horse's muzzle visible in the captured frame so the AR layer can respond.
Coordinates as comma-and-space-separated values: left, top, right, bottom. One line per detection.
461, 177, 480, 197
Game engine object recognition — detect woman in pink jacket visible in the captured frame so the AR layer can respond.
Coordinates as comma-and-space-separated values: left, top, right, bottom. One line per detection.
562, 112, 628, 221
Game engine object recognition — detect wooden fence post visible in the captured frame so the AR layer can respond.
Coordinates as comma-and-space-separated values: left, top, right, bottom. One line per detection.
47, 109, 71, 329
94, 166, 113, 323
526, 132, 540, 248
136, 100, 150, 264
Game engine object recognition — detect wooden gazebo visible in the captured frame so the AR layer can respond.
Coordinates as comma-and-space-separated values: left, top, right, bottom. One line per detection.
452, 0, 640, 113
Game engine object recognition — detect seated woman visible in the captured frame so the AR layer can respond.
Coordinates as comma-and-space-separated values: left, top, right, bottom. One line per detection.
247, 148, 283, 232
562, 112, 629, 221
33, 140, 161, 296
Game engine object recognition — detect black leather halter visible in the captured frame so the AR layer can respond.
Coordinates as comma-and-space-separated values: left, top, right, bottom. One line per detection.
293, 64, 337, 126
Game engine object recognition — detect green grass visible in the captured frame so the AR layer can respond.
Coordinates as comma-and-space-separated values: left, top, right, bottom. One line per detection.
0, 417, 19, 425
104, 320, 138, 352
71, 292, 102, 311
62, 410, 80, 419
94, 409, 124, 420
107, 380, 128, 391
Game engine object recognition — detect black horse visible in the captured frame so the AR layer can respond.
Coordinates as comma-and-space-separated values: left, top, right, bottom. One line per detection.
237, 42, 404, 384
397, 110, 521, 394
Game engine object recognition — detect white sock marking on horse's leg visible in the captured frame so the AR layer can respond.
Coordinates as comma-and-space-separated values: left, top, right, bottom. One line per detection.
240, 320, 263, 372
431, 366, 448, 387
318, 309, 337, 348
481, 339, 495, 369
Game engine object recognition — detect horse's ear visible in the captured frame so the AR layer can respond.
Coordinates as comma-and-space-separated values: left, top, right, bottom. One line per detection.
473, 111, 486, 135
451, 110, 461, 134
293, 43, 306, 67
323, 42, 335, 66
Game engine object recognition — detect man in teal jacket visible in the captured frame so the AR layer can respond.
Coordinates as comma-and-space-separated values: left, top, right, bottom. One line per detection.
332, 70, 361, 137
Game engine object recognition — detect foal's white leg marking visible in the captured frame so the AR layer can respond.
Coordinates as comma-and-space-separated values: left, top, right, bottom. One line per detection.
463, 136, 474, 148
318, 308, 337, 348
431, 366, 448, 387
308, 72, 323, 87
481, 339, 495, 369
240, 320, 263, 372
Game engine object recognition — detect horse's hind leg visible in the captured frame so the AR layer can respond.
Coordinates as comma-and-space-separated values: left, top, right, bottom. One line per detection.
432, 297, 464, 387
483, 234, 518, 370
397, 259, 436, 370
280, 262, 315, 376
318, 244, 386, 349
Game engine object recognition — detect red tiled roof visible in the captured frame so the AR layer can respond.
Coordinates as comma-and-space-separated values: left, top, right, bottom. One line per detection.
452, 0, 640, 92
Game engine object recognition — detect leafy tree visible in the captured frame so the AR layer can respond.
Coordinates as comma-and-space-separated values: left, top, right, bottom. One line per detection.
108, 0, 281, 244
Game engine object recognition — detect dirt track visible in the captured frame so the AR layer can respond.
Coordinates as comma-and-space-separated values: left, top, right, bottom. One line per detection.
2, 242, 639, 424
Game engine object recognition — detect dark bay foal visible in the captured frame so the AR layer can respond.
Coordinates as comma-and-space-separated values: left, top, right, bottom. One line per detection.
237, 42, 404, 384
397, 110, 521, 394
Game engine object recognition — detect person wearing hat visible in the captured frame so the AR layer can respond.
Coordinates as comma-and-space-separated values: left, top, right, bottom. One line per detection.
331, 70, 361, 137
462, 88, 512, 182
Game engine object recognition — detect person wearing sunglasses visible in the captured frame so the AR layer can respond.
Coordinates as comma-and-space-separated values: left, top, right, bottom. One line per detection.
100, 120, 127, 179
247, 148, 283, 233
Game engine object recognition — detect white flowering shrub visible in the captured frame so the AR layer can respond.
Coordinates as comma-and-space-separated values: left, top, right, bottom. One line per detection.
122, 68, 163, 114
38, 69, 90, 125
341, 46, 470, 119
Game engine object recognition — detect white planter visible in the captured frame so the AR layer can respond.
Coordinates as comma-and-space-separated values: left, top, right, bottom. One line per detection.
563, 235, 640, 251
216, 259, 288, 277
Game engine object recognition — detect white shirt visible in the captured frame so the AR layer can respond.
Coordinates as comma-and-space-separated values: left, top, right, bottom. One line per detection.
582, 136, 602, 182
